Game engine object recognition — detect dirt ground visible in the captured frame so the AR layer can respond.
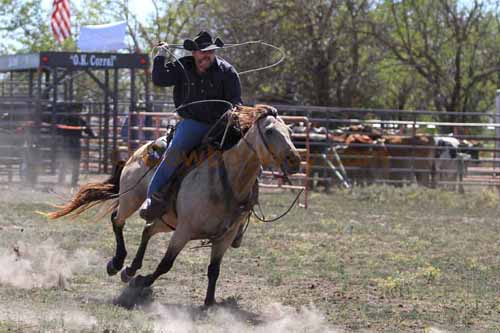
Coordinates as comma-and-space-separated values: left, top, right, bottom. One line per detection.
0, 182, 498, 332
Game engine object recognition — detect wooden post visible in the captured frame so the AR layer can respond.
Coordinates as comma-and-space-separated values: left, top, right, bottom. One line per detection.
98, 104, 103, 173
103, 70, 110, 173
304, 118, 310, 208
144, 68, 152, 140
145, 68, 150, 109
51, 69, 58, 175
9, 71, 13, 96
85, 109, 91, 173
29, 68, 43, 185
69, 70, 74, 101
411, 113, 417, 185
28, 70, 33, 98
129, 68, 137, 152
44, 71, 50, 100
496, 90, 500, 168
112, 68, 119, 163
63, 71, 69, 101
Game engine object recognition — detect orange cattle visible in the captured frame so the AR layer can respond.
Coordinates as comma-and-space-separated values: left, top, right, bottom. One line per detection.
332, 134, 389, 185
382, 134, 436, 187
294, 123, 437, 188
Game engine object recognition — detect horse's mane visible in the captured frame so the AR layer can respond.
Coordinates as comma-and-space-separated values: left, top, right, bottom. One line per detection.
233, 104, 275, 134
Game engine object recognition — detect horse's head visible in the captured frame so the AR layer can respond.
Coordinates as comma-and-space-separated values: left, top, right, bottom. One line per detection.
242, 105, 301, 174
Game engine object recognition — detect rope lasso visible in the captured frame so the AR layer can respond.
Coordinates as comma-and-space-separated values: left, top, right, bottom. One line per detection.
155, 40, 286, 76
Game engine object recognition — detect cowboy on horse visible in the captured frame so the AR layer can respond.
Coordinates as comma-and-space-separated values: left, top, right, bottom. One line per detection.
140, 31, 243, 221
43, 32, 303, 307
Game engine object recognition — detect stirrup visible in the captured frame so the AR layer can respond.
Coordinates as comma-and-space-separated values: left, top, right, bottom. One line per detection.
139, 193, 168, 221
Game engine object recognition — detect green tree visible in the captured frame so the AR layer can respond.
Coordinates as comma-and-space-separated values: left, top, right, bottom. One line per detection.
370, 0, 500, 114
203, 0, 381, 107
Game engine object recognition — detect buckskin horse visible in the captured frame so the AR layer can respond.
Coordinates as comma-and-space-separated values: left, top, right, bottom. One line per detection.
46, 104, 301, 306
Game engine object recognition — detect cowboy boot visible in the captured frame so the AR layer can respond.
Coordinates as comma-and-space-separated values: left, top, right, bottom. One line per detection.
139, 190, 169, 221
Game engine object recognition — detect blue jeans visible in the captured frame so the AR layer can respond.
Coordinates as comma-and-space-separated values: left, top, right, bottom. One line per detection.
147, 119, 211, 198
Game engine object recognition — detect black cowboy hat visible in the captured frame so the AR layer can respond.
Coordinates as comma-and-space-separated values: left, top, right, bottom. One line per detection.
183, 31, 224, 51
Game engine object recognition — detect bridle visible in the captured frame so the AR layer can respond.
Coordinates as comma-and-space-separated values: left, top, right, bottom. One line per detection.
239, 110, 287, 176
236, 111, 303, 223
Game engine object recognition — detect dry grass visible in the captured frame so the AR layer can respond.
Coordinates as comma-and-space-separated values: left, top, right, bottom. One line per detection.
0, 184, 498, 332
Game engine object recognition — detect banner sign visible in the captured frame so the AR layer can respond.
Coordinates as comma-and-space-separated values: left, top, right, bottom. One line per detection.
0, 52, 149, 72
77, 21, 127, 52
40, 52, 149, 69
0, 54, 40, 71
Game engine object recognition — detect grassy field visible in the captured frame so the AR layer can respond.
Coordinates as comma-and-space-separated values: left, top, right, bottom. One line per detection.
0, 184, 498, 332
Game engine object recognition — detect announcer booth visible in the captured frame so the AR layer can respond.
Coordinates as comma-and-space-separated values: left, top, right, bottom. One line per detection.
0, 51, 150, 185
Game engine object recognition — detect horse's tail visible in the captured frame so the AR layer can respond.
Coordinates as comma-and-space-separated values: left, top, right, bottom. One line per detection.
45, 160, 126, 219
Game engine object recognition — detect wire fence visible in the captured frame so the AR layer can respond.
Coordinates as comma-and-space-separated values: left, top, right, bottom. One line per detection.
275, 103, 500, 191
2, 97, 500, 193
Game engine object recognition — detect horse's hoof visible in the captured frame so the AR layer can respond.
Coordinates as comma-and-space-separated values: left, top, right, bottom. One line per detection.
129, 275, 148, 288
121, 267, 135, 283
203, 299, 217, 308
106, 259, 120, 276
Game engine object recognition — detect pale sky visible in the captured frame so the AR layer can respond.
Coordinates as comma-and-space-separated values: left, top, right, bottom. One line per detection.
35, 0, 155, 50
41, 0, 154, 22
0, 1, 155, 51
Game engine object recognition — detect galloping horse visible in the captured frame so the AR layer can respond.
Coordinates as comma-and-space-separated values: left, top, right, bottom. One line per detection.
47, 104, 301, 306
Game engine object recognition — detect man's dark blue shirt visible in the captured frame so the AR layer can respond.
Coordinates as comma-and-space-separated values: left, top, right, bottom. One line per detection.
152, 55, 243, 124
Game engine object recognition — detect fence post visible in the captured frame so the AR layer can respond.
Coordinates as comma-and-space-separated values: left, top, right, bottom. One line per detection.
496, 90, 500, 168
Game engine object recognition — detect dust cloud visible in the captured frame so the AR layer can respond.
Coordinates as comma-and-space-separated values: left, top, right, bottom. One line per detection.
0, 304, 98, 331
427, 328, 450, 333
148, 301, 338, 333
0, 239, 99, 289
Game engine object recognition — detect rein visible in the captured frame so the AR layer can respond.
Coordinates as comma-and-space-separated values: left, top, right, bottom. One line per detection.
251, 192, 302, 223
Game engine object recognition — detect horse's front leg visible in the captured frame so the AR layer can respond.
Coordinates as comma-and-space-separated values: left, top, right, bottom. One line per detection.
205, 250, 223, 307
129, 228, 189, 289
205, 224, 240, 306
106, 209, 128, 276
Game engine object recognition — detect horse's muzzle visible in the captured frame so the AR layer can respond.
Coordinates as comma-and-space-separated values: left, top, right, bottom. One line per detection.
281, 150, 301, 174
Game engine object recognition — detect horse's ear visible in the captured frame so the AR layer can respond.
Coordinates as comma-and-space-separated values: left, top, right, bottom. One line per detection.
265, 121, 275, 130
255, 104, 278, 118
263, 105, 278, 117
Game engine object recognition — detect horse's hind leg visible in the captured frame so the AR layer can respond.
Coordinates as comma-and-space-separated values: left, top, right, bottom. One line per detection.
106, 209, 125, 275
107, 197, 143, 276
121, 219, 173, 283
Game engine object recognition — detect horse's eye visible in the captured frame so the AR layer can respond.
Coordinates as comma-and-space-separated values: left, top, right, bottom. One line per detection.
265, 128, 273, 136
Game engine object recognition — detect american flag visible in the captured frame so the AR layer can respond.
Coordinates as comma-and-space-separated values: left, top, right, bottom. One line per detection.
51, 0, 71, 43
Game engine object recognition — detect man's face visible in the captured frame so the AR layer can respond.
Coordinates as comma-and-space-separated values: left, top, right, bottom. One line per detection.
192, 50, 215, 74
